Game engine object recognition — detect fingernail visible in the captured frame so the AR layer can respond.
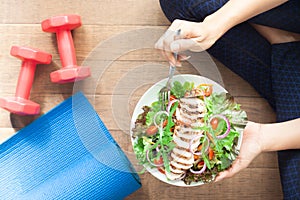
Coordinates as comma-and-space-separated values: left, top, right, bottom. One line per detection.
215, 177, 221, 182
180, 55, 191, 61
170, 43, 180, 52
169, 61, 176, 66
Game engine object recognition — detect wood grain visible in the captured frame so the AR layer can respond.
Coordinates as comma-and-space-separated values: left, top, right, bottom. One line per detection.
0, 0, 169, 25
0, 0, 282, 199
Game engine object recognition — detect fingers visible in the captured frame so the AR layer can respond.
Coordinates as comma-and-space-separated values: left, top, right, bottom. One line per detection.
156, 37, 202, 66
155, 19, 202, 66
215, 157, 246, 183
171, 38, 205, 53
155, 29, 181, 66
178, 54, 191, 61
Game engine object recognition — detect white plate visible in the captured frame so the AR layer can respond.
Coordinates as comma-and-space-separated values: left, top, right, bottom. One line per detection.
130, 74, 243, 187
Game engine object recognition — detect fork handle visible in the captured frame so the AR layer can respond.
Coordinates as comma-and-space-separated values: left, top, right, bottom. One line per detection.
166, 29, 181, 88
166, 65, 176, 88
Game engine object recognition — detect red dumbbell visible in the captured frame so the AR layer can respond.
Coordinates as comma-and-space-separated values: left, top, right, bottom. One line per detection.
41, 15, 91, 84
0, 46, 52, 115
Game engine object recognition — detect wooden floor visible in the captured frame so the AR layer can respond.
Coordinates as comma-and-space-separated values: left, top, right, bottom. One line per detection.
0, 1, 283, 199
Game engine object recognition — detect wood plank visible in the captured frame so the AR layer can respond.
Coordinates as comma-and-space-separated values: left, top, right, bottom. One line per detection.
127, 168, 282, 200
0, 0, 170, 26
0, 128, 16, 144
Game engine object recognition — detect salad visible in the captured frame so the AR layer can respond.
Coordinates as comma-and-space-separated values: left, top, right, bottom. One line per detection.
131, 80, 247, 185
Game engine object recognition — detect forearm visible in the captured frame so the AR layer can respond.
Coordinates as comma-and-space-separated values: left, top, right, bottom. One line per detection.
260, 118, 300, 151
204, 0, 288, 34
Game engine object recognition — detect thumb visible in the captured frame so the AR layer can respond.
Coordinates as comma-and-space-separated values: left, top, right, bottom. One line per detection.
170, 37, 204, 53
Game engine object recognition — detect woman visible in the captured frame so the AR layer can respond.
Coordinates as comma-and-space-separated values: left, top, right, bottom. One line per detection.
155, 0, 300, 199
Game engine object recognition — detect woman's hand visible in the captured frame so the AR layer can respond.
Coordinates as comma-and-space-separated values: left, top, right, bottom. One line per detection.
215, 121, 263, 182
155, 18, 226, 66
215, 118, 300, 182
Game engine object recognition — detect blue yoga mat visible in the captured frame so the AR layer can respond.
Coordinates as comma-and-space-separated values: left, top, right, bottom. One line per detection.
0, 92, 141, 200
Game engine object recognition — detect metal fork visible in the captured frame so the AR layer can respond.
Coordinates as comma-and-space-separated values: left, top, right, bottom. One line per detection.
159, 29, 181, 110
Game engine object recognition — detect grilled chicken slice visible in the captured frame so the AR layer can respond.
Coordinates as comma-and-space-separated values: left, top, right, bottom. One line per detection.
166, 97, 207, 181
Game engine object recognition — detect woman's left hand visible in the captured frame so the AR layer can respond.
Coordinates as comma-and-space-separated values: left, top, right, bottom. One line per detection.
215, 121, 263, 182
155, 18, 226, 66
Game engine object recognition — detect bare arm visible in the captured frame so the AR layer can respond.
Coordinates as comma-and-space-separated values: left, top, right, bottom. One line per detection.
205, 0, 289, 35
261, 118, 300, 151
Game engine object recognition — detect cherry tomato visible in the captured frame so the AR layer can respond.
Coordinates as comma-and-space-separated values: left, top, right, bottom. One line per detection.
204, 85, 213, 97
197, 161, 205, 169
198, 84, 213, 97
157, 167, 165, 174
170, 95, 176, 101
170, 126, 175, 133
146, 125, 158, 136
154, 157, 165, 174
163, 119, 168, 128
153, 156, 164, 165
210, 118, 219, 130
197, 144, 202, 151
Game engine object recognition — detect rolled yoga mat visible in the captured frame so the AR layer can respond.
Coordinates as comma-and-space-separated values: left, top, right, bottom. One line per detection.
0, 92, 141, 200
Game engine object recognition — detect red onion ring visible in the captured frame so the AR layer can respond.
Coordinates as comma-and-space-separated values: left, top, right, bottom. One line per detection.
156, 146, 160, 152
146, 149, 164, 167
209, 114, 231, 139
167, 99, 178, 113
189, 162, 207, 174
189, 134, 209, 156
178, 172, 186, 180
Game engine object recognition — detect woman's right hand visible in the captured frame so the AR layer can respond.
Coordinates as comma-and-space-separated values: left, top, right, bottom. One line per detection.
154, 18, 227, 66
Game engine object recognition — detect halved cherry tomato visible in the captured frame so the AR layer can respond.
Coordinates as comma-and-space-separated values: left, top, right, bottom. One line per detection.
197, 161, 205, 169
170, 126, 175, 133
153, 156, 164, 165
157, 167, 165, 174
146, 125, 158, 136
170, 95, 176, 101
194, 154, 200, 160
154, 157, 165, 174
193, 145, 202, 158
210, 117, 219, 130
198, 84, 213, 97
163, 119, 168, 128
197, 144, 202, 151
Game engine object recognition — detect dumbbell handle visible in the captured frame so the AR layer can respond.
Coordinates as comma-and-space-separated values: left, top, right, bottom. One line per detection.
15, 60, 36, 100
56, 30, 77, 68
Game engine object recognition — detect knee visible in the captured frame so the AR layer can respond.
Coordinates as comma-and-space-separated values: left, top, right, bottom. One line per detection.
159, 0, 228, 22
159, 0, 197, 22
